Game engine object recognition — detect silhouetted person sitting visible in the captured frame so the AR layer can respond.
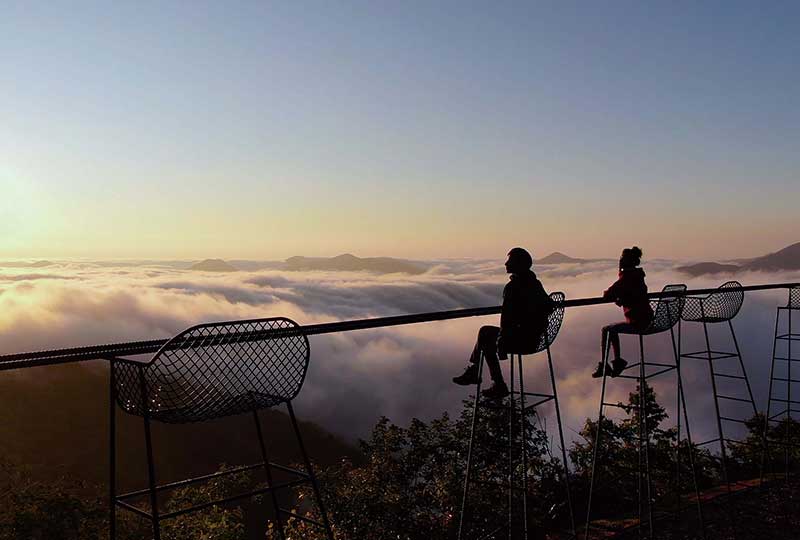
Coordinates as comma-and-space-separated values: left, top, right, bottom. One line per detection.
592, 246, 654, 378
453, 247, 554, 399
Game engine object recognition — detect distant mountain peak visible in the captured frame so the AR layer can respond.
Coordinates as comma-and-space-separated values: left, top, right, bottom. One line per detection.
189, 259, 238, 272
536, 252, 586, 264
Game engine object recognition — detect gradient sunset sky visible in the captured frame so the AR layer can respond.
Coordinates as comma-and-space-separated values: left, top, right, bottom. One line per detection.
2, 2, 798, 261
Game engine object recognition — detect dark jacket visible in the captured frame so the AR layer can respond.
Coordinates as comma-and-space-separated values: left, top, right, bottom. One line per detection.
602, 267, 654, 325
499, 270, 554, 354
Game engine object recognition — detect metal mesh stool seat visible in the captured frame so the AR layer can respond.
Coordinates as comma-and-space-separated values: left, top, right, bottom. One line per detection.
108, 317, 334, 540
678, 281, 758, 499
762, 286, 800, 481
458, 292, 576, 540
586, 285, 705, 539
681, 280, 744, 324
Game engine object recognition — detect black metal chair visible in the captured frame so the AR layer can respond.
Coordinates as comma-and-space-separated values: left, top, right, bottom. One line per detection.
458, 292, 576, 540
762, 285, 800, 481
586, 284, 704, 539
679, 281, 758, 494
107, 317, 334, 540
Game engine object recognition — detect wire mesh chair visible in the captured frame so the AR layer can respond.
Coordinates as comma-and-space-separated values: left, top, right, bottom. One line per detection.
586, 284, 705, 539
681, 280, 745, 324
458, 292, 576, 540
678, 281, 758, 498
108, 317, 334, 540
762, 286, 800, 482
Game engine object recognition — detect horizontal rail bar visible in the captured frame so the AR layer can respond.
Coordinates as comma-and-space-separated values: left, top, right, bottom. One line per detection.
0, 282, 796, 371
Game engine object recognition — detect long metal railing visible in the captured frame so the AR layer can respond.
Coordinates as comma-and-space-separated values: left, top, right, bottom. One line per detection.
0, 282, 796, 372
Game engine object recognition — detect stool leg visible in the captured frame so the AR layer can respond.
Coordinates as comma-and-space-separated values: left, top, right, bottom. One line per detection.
286, 401, 335, 540
547, 347, 576, 538
671, 326, 706, 539
761, 308, 781, 486
787, 307, 794, 479
458, 352, 486, 540
703, 319, 731, 494
638, 335, 654, 538
728, 320, 757, 416
517, 354, 529, 540
508, 354, 515, 540
585, 337, 612, 540
253, 409, 286, 540
109, 361, 117, 540
138, 367, 161, 540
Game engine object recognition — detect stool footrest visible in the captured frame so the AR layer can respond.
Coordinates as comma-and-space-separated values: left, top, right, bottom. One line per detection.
715, 373, 747, 380
681, 350, 738, 360
717, 395, 754, 404
719, 416, 748, 424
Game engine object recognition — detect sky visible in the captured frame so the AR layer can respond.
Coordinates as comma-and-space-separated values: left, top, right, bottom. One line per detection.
2, 1, 798, 260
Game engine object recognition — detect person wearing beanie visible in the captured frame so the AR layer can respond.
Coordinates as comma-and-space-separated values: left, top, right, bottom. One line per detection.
453, 247, 554, 399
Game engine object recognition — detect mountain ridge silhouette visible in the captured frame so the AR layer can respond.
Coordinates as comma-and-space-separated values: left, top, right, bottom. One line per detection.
677, 241, 800, 276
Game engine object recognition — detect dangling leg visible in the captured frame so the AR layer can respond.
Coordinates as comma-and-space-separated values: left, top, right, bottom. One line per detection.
454, 326, 495, 386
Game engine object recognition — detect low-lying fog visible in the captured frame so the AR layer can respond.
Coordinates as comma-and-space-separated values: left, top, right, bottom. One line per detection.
1, 259, 798, 452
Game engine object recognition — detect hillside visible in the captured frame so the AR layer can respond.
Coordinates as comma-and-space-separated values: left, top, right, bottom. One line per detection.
0, 363, 356, 491
676, 261, 741, 277
189, 258, 239, 272
676, 241, 800, 276
284, 253, 426, 274
745, 241, 800, 271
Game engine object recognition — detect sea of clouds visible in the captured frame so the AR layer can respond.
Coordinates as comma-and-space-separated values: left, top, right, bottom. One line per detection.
1, 259, 797, 454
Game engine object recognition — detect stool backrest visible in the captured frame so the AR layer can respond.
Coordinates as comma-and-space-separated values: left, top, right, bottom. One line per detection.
790, 286, 800, 309
681, 281, 744, 322
648, 284, 686, 332
536, 292, 566, 352
115, 317, 309, 422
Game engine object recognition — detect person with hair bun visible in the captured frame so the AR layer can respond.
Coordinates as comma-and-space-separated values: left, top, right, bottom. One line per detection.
592, 246, 654, 378
453, 247, 554, 399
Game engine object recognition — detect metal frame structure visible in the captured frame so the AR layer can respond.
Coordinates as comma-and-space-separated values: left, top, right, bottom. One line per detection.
761, 285, 800, 482
458, 292, 576, 540
679, 281, 758, 496
3, 283, 797, 373
107, 317, 334, 540
1, 282, 799, 539
585, 284, 705, 539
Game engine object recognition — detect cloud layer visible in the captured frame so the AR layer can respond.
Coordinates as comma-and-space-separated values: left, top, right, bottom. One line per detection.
1, 260, 798, 456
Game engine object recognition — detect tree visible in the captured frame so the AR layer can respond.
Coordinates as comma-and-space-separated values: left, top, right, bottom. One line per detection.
268, 398, 571, 540
569, 383, 716, 521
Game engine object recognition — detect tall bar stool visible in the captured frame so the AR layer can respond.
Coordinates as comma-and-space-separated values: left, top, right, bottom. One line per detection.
585, 284, 704, 540
458, 292, 575, 540
107, 317, 334, 540
679, 281, 757, 493
762, 285, 800, 481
